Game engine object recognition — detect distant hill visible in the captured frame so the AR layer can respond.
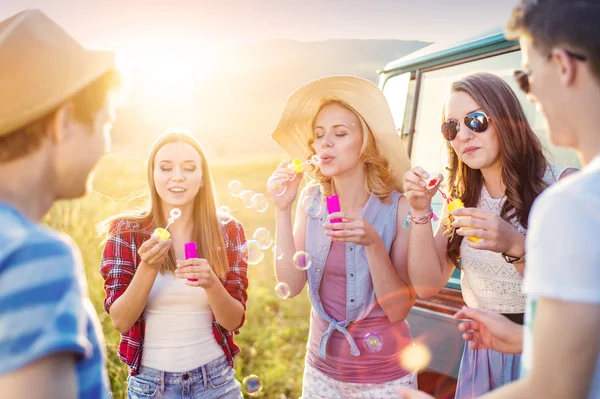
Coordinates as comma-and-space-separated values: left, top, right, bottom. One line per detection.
111, 39, 430, 163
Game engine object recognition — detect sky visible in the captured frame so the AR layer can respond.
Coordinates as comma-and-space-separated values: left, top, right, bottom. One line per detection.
1, 0, 515, 54
0, 0, 519, 160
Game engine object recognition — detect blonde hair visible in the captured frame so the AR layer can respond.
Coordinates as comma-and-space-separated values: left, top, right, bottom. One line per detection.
307, 99, 397, 202
97, 130, 229, 277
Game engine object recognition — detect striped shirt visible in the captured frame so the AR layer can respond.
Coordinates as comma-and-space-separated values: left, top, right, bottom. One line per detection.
0, 203, 111, 399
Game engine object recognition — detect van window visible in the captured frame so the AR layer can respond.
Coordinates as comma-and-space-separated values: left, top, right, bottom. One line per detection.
381, 72, 413, 147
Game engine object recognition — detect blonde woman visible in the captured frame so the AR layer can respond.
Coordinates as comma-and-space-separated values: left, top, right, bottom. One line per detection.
269, 76, 417, 398
99, 131, 248, 399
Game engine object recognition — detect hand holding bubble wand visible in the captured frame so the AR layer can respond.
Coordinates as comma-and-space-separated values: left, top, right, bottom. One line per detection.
267, 155, 322, 196
423, 174, 451, 204
421, 173, 481, 242
153, 208, 182, 241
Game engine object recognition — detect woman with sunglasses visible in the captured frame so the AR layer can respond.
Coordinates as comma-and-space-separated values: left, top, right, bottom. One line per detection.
402, 72, 576, 398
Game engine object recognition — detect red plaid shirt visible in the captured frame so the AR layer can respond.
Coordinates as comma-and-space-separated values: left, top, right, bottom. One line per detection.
99, 218, 248, 376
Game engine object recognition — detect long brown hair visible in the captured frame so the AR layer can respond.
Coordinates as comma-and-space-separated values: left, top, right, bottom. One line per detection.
98, 130, 229, 277
443, 73, 549, 266
307, 99, 398, 203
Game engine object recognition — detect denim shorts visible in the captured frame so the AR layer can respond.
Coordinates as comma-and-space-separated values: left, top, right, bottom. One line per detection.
127, 356, 243, 399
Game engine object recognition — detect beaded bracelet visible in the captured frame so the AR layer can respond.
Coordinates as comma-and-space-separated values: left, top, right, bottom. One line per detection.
403, 208, 438, 228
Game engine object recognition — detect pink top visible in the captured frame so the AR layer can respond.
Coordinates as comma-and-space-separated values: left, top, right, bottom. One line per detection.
306, 242, 412, 383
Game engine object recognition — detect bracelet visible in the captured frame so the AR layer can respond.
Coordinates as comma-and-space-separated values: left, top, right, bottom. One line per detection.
502, 252, 526, 264
403, 208, 438, 228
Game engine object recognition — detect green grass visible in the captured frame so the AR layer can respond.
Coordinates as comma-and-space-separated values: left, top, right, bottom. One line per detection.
43, 154, 311, 399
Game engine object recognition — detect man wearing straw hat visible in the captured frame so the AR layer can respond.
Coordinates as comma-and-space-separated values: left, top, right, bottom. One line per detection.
0, 10, 118, 399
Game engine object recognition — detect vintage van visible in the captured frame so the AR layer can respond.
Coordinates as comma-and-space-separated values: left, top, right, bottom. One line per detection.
378, 28, 580, 398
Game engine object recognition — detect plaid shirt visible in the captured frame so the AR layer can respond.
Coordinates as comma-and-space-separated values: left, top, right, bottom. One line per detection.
99, 218, 248, 376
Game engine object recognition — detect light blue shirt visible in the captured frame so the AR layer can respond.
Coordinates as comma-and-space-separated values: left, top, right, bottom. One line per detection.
0, 203, 111, 398
304, 186, 401, 359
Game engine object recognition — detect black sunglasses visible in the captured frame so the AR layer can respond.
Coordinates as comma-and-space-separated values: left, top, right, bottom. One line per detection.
441, 111, 490, 141
514, 50, 587, 93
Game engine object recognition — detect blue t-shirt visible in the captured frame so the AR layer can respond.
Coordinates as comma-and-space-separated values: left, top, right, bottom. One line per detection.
0, 203, 111, 398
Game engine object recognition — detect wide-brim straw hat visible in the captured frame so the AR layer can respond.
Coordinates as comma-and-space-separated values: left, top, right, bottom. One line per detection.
270, 75, 411, 192
0, 9, 116, 136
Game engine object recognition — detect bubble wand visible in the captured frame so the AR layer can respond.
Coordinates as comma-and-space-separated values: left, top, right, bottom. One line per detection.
423, 174, 480, 242
153, 208, 182, 241
267, 155, 322, 196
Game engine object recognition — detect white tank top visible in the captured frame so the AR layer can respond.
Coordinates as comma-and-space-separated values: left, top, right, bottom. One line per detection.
141, 271, 223, 372
460, 165, 567, 313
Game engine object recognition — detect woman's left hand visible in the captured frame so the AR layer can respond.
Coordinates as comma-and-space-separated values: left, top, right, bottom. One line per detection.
324, 212, 380, 247
451, 207, 525, 255
175, 258, 219, 289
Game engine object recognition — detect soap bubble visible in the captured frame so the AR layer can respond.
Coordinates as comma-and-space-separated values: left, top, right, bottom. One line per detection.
310, 154, 321, 165
228, 180, 244, 198
252, 193, 269, 213
301, 195, 323, 218
253, 228, 273, 250
363, 333, 384, 352
170, 208, 182, 219
274, 282, 291, 299
241, 240, 265, 265
168, 217, 174, 224
240, 190, 256, 208
242, 374, 262, 396
217, 206, 233, 225
267, 177, 286, 197
292, 251, 312, 271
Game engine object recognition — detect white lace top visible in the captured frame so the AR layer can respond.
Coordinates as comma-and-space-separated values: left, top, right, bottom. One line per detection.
460, 165, 567, 313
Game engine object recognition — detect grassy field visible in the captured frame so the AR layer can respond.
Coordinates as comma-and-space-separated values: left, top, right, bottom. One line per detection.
43, 154, 311, 399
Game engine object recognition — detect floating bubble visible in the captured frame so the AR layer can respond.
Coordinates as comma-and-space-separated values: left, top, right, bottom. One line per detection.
400, 342, 432, 371
240, 190, 256, 208
253, 228, 273, 250
267, 177, 287, 197
363, 333, 384, 352
242, 374, 262, 396
252, 193, 269, 213
167, 217, 174, 224
272, 245, 284, 260
255, 201, 269, 213
241, 240, 265, 265
310, 154, 322, 165
274, 282, 291, 299
170, 208, 182, 219
292, 251, 312, 271
228, 180, 244, 198
301, 195, 323, 218
217, 205, 233, 225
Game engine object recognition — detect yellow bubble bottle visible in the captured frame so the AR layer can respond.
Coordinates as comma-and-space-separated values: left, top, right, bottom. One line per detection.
447, 198, 481, 242
153, 228, 171, 242
287, 158, 304, 174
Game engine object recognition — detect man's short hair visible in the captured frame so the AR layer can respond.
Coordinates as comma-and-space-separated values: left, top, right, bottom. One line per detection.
0, 70, 119, 164
506, 0, 600, 81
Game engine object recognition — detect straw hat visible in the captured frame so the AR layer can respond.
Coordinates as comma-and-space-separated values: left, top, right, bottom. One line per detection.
0, 10, 116, 136
270, 75, 411, 192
